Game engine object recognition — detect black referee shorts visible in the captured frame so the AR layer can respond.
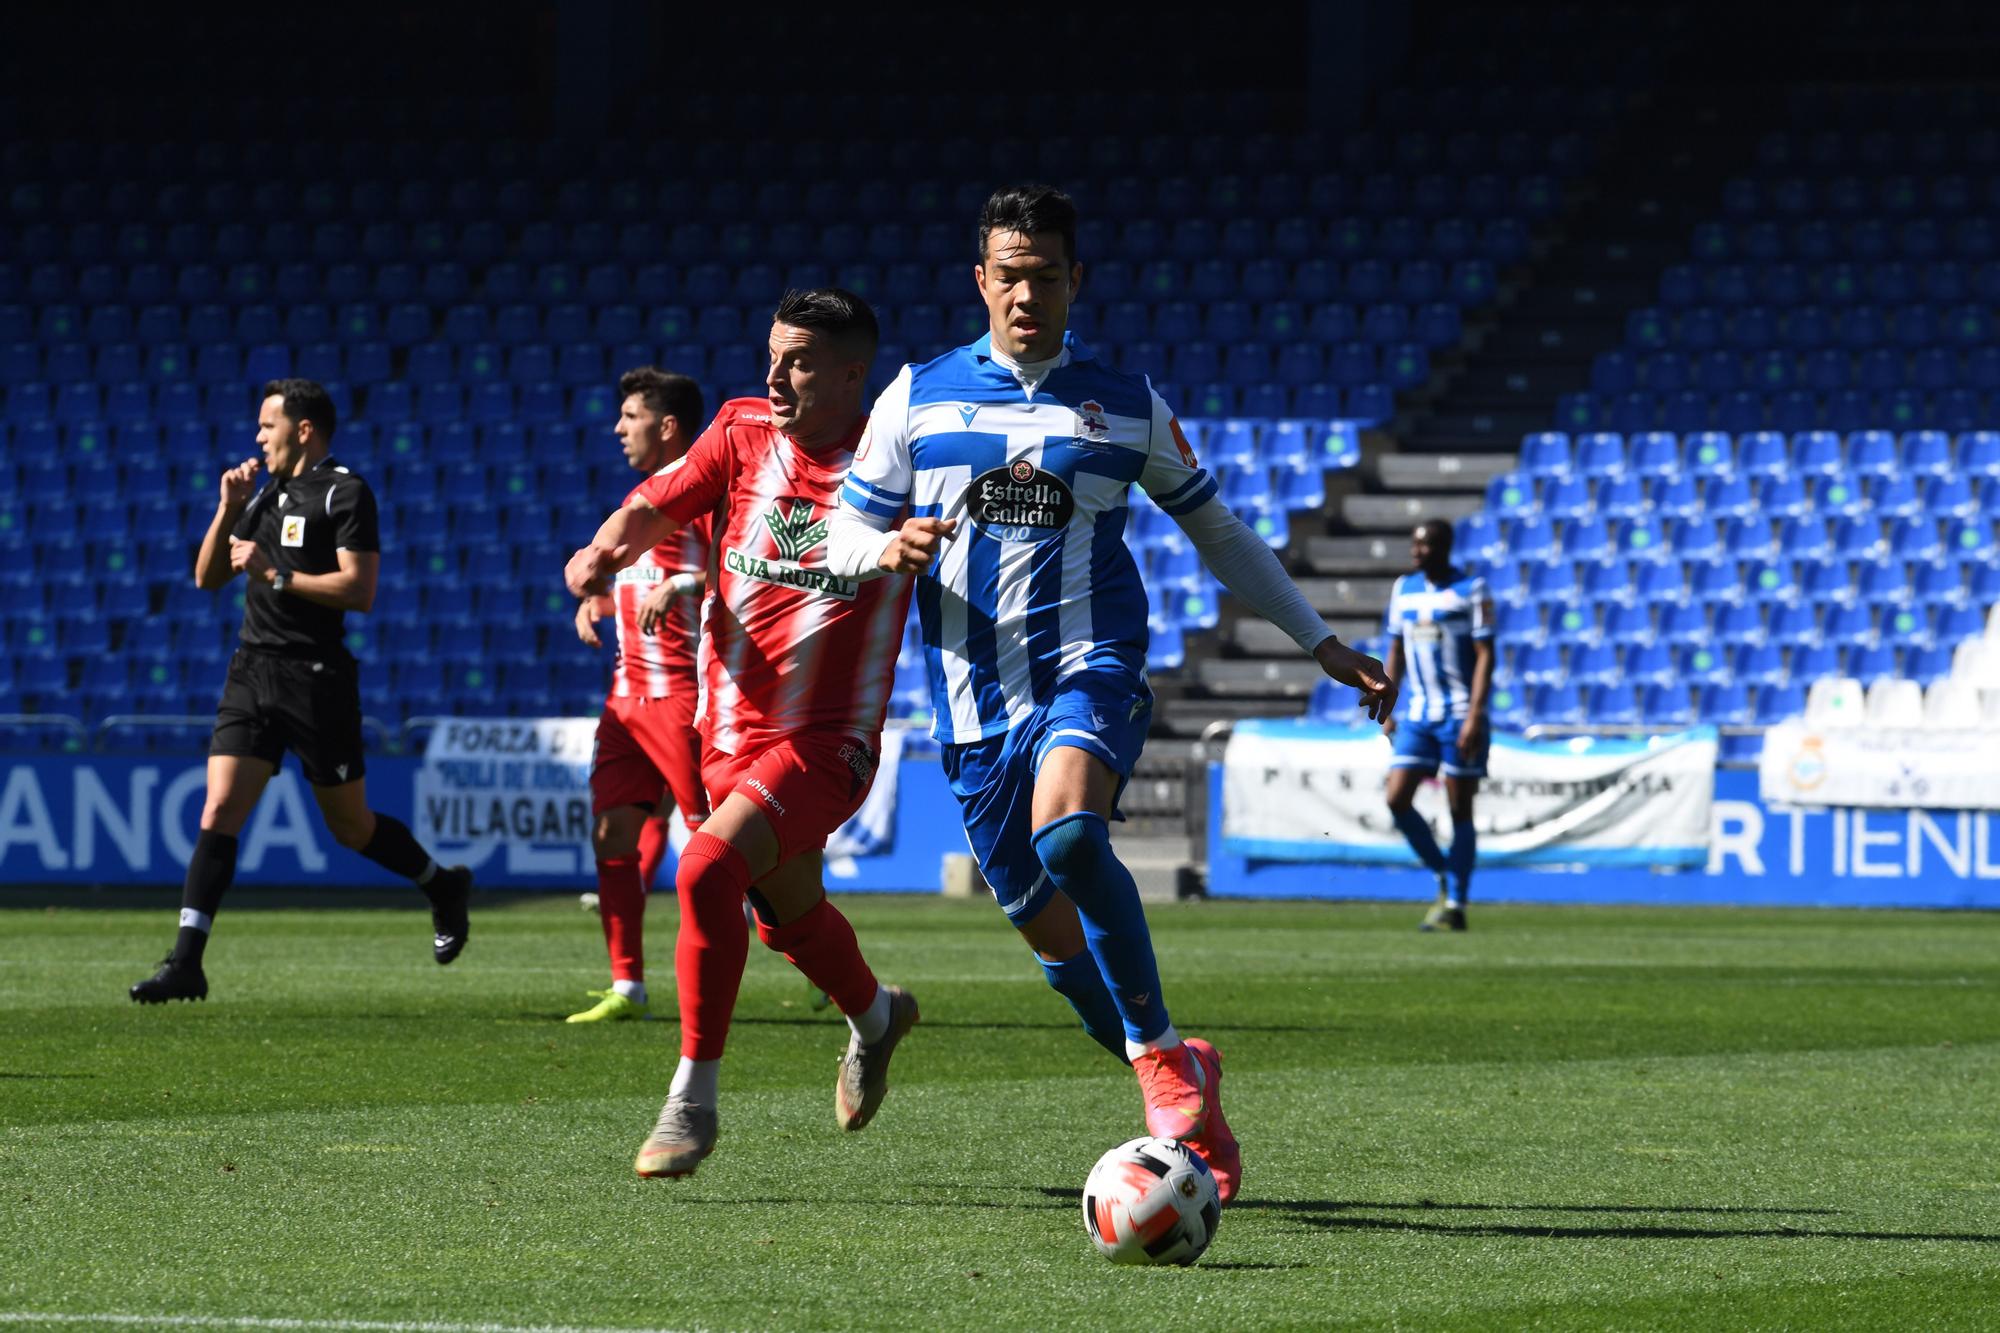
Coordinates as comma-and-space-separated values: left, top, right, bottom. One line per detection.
210, 649, 368, 787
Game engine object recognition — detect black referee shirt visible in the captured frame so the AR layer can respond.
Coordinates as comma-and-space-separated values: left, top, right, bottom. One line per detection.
229, 455, 380, 659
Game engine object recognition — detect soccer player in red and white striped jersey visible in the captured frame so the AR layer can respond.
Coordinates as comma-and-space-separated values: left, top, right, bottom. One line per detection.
567, 367, 714, 1024
566, 290, 917, 1179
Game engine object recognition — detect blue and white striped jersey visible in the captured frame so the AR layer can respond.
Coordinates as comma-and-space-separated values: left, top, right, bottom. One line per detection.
839, 332, 1214, 744
1385, 567, 1494, 723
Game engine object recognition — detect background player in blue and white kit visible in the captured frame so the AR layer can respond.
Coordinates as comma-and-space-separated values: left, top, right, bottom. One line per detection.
1383, 518, 1495, 932
826, 185, 1397, 1203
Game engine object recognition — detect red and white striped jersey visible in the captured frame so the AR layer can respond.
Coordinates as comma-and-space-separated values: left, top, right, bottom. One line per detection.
607, 476, 711, 702
634, 398, 912, 756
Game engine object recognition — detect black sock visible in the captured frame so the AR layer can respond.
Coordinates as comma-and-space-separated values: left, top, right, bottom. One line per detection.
358, 813, 442, 893
172, 830, 238, 967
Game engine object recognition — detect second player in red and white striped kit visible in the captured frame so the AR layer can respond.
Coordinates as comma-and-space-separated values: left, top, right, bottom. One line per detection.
568, 367, 714, 1025
565, 289, 919, 1179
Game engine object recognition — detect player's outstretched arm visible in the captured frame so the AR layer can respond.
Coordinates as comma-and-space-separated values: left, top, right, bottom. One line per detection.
565, 498, 680, 597
195, 457, 260, 589
1316, 636, 1398, 724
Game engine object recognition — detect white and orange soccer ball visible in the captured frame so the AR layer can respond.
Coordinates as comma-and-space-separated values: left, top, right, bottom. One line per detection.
1081, 1135, 1221, 1266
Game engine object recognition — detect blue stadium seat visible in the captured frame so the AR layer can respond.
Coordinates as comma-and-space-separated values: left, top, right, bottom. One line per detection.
1594, 475, 1646, 521
1518, 431, 1572, 479
1574, 432, 1625, 478
1542, 475, 1594, 523
1629, 431, 1678, 478
1678, 642, 1730, 688
1657, 603, 1709, 647
1688, 558, 1740, 605
1483, 560, 1527, 606
1753, 681, 1808, 725
1735, 642, 1789, 688
1591, 682, 1649, 726
1698, 682, 1753, 725
1714, 603, 1765, 645
1685, 431, 1734, 478
1670, 517, 1723, 560
1569, 641, 1623, 687
1640, 684, 1694, 726
1456, 512, 1503, 562
1517, 641, 1565, 685
1530, 682, 1585, 724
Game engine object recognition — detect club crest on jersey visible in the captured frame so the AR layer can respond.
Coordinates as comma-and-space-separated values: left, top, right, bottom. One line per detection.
724, 499, 856, 601
1075, 399, 1111, 443
280, 514, 306, 547
965, 461, 1075, 542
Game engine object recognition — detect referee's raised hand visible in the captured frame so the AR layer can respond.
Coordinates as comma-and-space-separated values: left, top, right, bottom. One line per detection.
221, 457, 261, 507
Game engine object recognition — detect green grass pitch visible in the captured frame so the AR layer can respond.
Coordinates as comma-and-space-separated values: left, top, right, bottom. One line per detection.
3, 895, 1998, 1331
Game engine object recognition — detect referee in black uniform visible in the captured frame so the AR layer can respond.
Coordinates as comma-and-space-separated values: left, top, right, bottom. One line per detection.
131, 379, 472, 1002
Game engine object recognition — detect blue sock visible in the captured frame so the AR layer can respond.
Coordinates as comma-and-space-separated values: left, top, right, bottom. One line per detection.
1038, 950, 1130, 1064
1391, 805, 1448, 874
1031, 812, 1168, 1044
1448, 819, 1476, 900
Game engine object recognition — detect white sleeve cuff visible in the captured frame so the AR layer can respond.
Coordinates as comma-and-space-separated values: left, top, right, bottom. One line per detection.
825, 506, 900, 580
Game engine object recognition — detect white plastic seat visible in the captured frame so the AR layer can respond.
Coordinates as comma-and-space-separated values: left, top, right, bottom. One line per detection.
1951, 637, 1992, 684
1922, 678, 1982, 730
1805, 675, 1865, 729
1863, 677, 1924, 729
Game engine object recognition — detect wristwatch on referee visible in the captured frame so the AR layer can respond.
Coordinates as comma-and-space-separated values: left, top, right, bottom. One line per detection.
269, 569, 289, 594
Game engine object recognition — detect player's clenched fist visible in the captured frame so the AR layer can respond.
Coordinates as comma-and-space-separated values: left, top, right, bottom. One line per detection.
220, 457, 261, 506
565, 542, 629, 598
877, 517, 958, 574
1313, 637, 1399, 725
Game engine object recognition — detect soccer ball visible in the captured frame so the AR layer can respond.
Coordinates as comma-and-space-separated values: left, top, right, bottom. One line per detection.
1081, 1136, 1220, 1266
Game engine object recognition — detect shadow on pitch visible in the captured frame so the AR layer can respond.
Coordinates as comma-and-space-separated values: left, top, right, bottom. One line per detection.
1289, 1212, 2000, 1244
1032, 1187, 1841, 1218
1035, 1188, 2000, 1243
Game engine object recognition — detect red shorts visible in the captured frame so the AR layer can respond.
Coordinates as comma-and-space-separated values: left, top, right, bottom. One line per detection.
591, 692, 709, 826
700, 729, 879, 863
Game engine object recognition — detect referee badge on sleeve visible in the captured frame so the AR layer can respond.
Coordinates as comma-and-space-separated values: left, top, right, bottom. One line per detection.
281, 514, 306, 547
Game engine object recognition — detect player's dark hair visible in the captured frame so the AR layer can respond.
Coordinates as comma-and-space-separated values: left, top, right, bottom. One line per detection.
261, 377, 337, 442
617, 366, 706, 439
978, 183, 1078, 266
1418, 517, 1458, 553
772, 287, 879, 362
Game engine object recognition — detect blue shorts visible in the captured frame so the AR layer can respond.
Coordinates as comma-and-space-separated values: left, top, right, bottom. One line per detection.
939, 671, 1153, 927
1390, 715, 1488, 779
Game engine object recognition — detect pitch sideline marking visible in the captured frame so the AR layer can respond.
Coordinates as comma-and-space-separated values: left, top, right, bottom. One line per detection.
0, 1314, 695, 1333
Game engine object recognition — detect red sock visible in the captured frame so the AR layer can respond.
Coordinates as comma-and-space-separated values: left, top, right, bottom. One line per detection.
595, 856, 646, 983
636, 816, 668, 892
756, 896, 879, 1017
674, 831, 751, 1061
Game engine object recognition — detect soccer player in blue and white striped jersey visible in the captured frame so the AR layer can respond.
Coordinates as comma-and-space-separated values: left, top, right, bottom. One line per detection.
827, 185, 1397, 1202
1382, 518, 1496, 931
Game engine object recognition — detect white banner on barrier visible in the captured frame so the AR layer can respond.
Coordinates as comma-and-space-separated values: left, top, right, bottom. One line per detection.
1759, 721, 2000, 810
413, 718, 599, 875
1221, 720, 1717, 866
410, 717, 910, 879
